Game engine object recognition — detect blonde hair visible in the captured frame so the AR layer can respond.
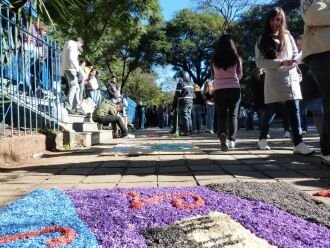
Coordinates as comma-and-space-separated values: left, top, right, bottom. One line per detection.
194, 84, 201, 91
204, 81, 214, 94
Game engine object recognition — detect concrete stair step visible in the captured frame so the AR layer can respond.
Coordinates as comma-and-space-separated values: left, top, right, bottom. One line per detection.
91, 130, 113, 145
67, 114, 93, 123
72, 122, 102, 132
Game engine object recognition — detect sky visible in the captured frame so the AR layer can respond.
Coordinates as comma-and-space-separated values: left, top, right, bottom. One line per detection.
157, 0, 195, 89
159, 0, 194, 21
156, 0, 270, 89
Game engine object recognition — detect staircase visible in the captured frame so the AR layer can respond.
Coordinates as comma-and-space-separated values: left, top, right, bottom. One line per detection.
62, 114, 113, 147
1, 82, 113, 148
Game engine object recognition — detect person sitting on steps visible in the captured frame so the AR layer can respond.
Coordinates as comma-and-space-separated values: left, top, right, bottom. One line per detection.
92, 99, 135, 139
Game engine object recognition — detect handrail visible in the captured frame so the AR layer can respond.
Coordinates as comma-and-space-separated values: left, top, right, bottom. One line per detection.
0, 4, 63, 138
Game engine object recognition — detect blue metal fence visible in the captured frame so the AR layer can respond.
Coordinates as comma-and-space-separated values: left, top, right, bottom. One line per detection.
0, 3, 62, 138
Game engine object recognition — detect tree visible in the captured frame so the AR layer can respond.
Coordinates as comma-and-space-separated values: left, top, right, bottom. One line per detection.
231, 0, 304, 90
162, 9, 223, 87
43, 0, 165, 93
124, 69, 162, 106
195, 0, 260, 33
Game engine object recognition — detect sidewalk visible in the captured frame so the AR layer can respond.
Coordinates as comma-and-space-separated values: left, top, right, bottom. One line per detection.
1, 126, 329, 208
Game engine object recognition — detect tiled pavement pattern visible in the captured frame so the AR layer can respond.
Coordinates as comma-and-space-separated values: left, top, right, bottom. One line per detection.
1, 126, 330, 208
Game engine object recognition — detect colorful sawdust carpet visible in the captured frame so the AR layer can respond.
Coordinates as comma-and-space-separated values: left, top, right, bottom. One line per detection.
0, 183, 329, 247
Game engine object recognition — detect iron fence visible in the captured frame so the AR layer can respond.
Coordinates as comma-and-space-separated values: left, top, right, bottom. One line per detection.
0, 3, 62, 138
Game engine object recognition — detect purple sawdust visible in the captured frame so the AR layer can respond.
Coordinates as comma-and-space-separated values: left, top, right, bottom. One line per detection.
65, 187, 330, 248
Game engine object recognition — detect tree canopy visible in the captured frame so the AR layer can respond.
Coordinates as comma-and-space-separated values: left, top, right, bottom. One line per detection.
162, 9, 223, 87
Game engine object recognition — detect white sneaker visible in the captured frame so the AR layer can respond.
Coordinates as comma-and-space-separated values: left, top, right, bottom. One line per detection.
210, 130, 214, 134
228, 140, 235, 149
293, 143, 315, 155
123, 134, 135, 139
321, 155, 330, 165
283, 131, 290, 138
258, 139, 270, 150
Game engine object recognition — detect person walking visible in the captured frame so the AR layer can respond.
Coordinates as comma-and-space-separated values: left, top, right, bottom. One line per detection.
255, 7, 314, 155
301, 0, 330, 163
212, 35, 242, 151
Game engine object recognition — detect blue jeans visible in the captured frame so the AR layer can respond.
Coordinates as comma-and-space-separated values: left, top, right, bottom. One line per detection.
192, 104, 203, 131
179, 103, 193, 133
300, 98, 323, 131
307, 51, 330, 155
260, 100, 302, 146
206, 104, 215, 131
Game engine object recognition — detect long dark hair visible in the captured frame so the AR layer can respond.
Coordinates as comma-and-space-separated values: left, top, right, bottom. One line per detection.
212, 35, 240, 70
258, 7, 287, 59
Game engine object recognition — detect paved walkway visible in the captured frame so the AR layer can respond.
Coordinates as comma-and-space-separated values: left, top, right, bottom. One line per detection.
1, 126, 330, 208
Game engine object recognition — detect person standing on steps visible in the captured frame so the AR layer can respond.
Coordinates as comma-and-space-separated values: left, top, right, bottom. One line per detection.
300, 0, 330, 164
61, 37, 84, 114
255, 7, 314, 155
212, 35, 242, 152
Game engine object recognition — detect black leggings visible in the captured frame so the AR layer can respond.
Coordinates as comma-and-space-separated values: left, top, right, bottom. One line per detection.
214, 88, 241, 141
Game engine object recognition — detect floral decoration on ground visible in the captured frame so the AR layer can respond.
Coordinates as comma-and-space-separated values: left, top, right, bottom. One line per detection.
0, 189, 98, 247
66, 186, 330, 248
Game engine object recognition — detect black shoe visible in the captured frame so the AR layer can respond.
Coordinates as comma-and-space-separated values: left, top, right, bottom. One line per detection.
220, 133, 228, 152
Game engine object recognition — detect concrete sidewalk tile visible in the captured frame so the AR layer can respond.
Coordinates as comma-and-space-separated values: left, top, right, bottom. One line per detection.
59, 168, 95, 176
125, 167, 156, 175
158, 173, 194, 182
194, 171, 233, 181
232, 171, 269, 179
158, 166, 189, 173
197, 178, 237, 186
100, 161, 129, 168
0, 196, 21, 209
280, 163, 318, 170
92, 168, 124, 175
45, 175, 85, 184
158, 181, 197, 187
284, 179, 330, 191
9, 175, 49, 184
158, 160, 186, 166
28, 168, 65, 176
83, 175, 122, 184
238, 178, 278, 183
295, 170, 330, 179
75, 183, 116, 189
249, 163, 286, 171
117, 181, 157, 188
189, 164, 221, 171
264, 170, 311, 179
219, 164, 254, 171
37, 183, 77, 189
120, 175, 157, 183
0, 183, 37, 191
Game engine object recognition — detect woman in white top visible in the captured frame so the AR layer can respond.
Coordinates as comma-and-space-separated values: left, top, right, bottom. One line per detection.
255, 7, 314, 155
